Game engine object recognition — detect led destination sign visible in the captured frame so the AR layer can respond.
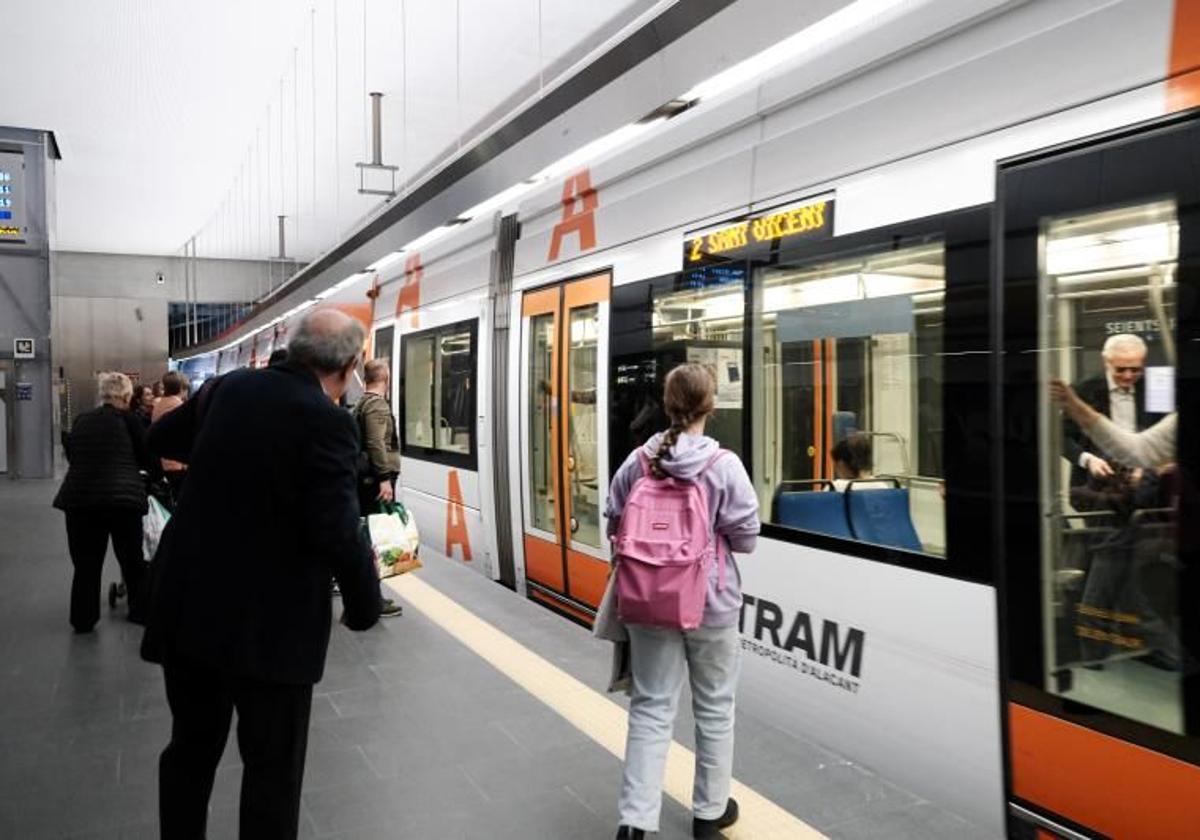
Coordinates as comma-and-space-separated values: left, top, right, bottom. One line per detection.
687, 198, 833, 263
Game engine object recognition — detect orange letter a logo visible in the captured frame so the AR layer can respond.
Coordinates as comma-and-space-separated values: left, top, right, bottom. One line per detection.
396, 253, 422, 328
445, 469, 473, 562
547, 168, 598, 261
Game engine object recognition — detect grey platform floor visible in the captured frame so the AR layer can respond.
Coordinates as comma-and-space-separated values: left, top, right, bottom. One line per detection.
0, 476, 989, 839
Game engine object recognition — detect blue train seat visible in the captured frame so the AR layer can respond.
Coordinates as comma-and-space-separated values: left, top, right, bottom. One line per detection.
774, 490, 853, 540
845, 486, 923, 552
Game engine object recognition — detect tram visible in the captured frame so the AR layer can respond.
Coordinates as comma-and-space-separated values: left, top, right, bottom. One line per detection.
180, 1, 1200, 836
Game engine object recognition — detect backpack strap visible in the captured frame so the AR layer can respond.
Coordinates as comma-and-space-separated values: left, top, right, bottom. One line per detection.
636, 448, 652, 477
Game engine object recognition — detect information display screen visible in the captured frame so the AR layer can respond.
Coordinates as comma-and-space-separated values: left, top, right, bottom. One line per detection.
0, 152, 25, 242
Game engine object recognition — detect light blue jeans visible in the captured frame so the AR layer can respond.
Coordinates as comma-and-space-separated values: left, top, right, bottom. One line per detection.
618, 623, 740, 831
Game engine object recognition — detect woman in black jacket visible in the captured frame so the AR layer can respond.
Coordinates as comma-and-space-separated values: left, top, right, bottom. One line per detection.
53, 371, 151, 632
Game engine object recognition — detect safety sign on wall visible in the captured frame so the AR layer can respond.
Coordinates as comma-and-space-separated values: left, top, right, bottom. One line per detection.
13, 338, 34, 359
15, 382, 32, 401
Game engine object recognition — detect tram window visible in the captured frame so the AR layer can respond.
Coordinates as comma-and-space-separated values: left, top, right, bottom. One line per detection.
436, 326, 473, 454
752, 242, 946, 556
404, 334, 435, 448
400, 319, 477, 467
373, 325, 394, 365
608, 266, 747, 475
1040, 201, 1183, 734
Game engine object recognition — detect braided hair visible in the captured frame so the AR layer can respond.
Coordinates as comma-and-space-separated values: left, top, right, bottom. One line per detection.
648, 363, 717, 479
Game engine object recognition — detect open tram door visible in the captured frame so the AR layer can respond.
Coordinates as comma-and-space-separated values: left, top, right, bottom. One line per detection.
997, 113, 1200, 838
519, 273, 611, 622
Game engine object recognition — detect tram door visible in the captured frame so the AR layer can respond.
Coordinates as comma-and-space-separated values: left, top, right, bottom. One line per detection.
998, 115, 1200, 838
520, 274, 610, 620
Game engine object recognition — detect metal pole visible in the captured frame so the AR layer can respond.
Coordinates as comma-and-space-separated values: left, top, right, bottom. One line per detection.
277, 215, 287, 259
190, 238, 198, 346
184, 247, 192, 347
370, 92, 383, 166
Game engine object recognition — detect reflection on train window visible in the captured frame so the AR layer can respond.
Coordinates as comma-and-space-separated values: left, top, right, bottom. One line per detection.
373, 325, 394, 365
529, 312, 557, 534
400, 319, 477, 468
1040, 201, 1183, 734
404, 334, 435, 448
568, 305, 602, 549
752, 243, 945, 556
652, 266, 746, 458
436, 327, 473, 454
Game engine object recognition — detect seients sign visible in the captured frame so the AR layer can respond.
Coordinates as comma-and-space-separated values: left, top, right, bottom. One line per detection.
687, 197, 833, 263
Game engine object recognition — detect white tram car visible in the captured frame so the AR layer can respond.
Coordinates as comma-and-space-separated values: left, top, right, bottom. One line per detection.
180, 2, 1200, 836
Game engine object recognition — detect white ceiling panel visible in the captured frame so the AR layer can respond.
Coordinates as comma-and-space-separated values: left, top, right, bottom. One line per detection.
4, 0, 656, 259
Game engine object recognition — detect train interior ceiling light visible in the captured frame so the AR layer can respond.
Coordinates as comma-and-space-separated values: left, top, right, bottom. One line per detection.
1045, 202, 1178, 277
191, 0, 909, 361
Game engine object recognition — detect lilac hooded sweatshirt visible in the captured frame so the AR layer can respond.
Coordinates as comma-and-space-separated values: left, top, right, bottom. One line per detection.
605, 431, 761, 628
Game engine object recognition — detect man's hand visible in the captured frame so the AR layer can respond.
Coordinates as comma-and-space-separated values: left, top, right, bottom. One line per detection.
377, 480, 394, 503
1082, 453, 1114, 479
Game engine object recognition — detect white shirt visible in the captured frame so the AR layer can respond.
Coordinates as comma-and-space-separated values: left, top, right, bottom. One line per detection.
1106, 370, 1137, 433
1080, 371, 1138, 469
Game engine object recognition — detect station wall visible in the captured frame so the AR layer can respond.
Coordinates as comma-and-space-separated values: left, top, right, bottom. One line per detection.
52, 251, 275, 414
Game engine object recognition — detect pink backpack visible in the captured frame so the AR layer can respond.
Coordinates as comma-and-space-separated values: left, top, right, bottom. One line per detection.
613, 449, 727, 630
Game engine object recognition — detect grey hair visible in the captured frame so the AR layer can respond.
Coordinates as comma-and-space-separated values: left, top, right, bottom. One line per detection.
1102, 333, 1147, 359
98, 371, 133, 406
287, 309, 365, 374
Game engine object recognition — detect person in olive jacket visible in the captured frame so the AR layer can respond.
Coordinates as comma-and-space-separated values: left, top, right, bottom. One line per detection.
53, 371, 150, 632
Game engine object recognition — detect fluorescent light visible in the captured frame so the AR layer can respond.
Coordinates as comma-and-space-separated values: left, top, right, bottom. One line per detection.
535, 120, 662, 182
680, 0, 909, 102
315, 273, 367, 300
402, 224, 456, 253
1047, 222, 1177, 276
461, 180, 541, 220
366, 251, 405, 272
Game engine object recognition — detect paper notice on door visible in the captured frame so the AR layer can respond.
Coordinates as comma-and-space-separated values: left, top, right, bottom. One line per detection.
1144, 366, 1175, 413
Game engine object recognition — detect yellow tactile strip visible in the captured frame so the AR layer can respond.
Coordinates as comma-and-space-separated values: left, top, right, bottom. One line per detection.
383, 574, 825, 839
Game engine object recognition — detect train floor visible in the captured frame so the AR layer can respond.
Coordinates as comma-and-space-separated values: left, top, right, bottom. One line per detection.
0, 476, 992, 839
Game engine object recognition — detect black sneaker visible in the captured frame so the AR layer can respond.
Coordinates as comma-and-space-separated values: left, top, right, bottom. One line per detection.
380, 598, 403, 618
615, 828, 644, 840
693, 798, 738, 838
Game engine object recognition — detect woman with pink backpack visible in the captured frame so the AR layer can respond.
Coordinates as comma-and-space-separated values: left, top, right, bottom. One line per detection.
605, 363, 760, 840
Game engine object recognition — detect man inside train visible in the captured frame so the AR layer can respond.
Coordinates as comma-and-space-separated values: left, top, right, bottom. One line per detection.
1063, 333, 1156, 494
1061, 333, 1170, 669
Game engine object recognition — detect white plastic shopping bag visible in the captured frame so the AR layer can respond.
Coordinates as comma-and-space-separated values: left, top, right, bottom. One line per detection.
366, 501, 421, 578
142, 496, 171, 561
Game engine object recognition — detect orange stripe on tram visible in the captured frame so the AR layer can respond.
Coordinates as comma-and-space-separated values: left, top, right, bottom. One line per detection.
1168, 0, 1200, 110
1009, 703, 1200, 838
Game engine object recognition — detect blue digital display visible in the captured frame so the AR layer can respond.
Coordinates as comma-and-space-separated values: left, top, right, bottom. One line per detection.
682, 263, 747, 290
0, 211, 11, 219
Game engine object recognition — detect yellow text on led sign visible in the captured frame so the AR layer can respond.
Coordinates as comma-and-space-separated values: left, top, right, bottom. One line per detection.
0, 226, 19, 237
688, 200, 829, 262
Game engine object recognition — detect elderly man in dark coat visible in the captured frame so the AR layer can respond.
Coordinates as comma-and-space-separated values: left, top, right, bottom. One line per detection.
145, 308, 381, 839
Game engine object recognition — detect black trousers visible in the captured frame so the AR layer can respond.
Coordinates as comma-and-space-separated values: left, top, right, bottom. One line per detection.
160, 659, 313, 840
64, 508, 146, 631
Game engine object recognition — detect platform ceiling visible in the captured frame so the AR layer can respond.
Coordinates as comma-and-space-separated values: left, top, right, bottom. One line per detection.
5, 0, 654, 258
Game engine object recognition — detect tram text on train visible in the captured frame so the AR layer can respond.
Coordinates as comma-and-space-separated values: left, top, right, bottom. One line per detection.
739, 594, 865, 694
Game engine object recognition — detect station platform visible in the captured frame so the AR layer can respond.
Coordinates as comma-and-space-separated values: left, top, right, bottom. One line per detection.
0, 476, 989, 839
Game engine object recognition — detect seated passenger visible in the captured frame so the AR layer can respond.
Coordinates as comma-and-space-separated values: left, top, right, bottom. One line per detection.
831, 432, 873, 491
